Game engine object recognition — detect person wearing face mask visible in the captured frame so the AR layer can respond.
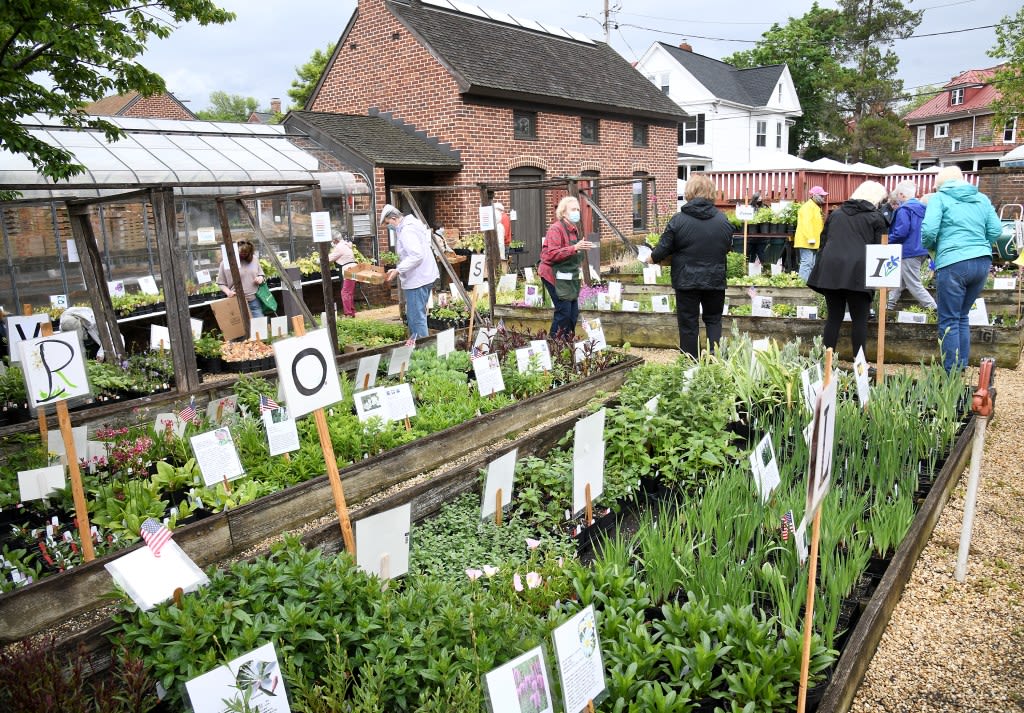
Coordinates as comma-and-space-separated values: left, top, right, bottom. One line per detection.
794, 186, 828, 282
217, 240, 266, 317
539, 196, 595, 339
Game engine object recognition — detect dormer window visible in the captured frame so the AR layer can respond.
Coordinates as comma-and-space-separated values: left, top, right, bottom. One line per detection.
951, 88, 964, 105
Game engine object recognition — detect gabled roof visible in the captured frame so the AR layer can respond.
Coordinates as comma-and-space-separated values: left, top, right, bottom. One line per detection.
83, 91, 197, 120
384, 0, 685, 123
659, 43, 785, 107
903, 65, 1004, 123
945, 66, 1000, 89
287, 110, 462, 170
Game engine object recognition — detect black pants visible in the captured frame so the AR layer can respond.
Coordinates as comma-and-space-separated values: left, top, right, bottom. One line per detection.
542, 279, 579, 339
675, 289, 725, 358
821, 289, 872, 358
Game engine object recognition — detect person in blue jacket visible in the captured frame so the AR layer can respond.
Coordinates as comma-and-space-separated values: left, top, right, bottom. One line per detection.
920, 166, 1002, 373
886, 180, 937, 312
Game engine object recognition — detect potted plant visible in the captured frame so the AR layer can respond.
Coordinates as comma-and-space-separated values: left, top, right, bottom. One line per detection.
378, 250, 400, 268
194, 332, 225, 374
508, 239, 525, 253
752, 206, 774, 234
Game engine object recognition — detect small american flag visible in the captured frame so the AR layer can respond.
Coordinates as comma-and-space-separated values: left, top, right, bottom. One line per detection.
781, 510, 795, 542
140, 518, 173, 557
178, 397, 198, 424
747, 287, 759, 299
259, 394, 279, 413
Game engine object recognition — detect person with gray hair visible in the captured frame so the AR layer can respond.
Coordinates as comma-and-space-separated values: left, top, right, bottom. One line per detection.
887, 179, 936, 312
380, 203, 440, 339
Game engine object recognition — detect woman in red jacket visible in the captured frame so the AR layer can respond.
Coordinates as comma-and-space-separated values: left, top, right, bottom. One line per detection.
539, 196, 595, 339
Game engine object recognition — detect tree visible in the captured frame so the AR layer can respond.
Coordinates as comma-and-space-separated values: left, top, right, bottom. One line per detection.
195, 92, 260, 122
987, 6, 1024, 128
288, 42, 336, 109
898, 84, 942, 116
0, 1, 234, 182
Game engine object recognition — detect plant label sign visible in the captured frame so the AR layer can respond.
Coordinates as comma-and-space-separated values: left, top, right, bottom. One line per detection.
596, 292, 611, 311
354, 383, 416, 423
354, 354, 381, 393
196, 269, 212, 284
853, 347, 871, 407
19, 332, 90, 408
190, 318, 203, 340
468, 253, 487, 286
6, 314, 51, 363
529, 340, 553, 371
752, 296, 773, 317
250, 316, 269, 341
436, 328, 456, 358
107, 280, 126, 298
149, 324, 170, 351
473, 353, 506, 396
801, 366, 823, 415
796, 305, 818, 320
310, 211, 332, 242
154, 413, 188, 438
572, 408, 606, 516
497, 273, 517, 293
864, 244, 901, 288
644, 395, 660, 418
552, 605, 606, 713
582, 318, 607, 351
18, 464, 65, 502
274, 329, 343, 418
524, 267, 535, 283
355, 503, 411, 580
482, 448, 517, 520
49, 294, 68, 309
387, 344, 415, 376
897, 310, 927, 324
993, 277, 1017, 290
748, 261, 761, 278
524, 283, 543, 307
484, 646, 554, 713
263, 407, 300, 457
186, 642, 290, 713
607, 281, 622, 303
47, 425, 87, 462
196, 226, 216, 244
749, 433, 781, 504
968, 298, 989, 326
621, 299, 640, 312
770, 263, 783, 276
191, 427, 245, 486
270, 316, 288, 338
805, 378, 838, 520
206, 396, 238, 424
515, 345, 546, 374
651, 295, 671, 313
736, 204, 755, 222
105, 540, 209, 611
474, 327, 496, 355
137, 275, 159, 295
642, 265, 658, 285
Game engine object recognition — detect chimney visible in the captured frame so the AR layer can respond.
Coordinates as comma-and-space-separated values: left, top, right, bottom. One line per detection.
270, 97, 281, 114
678, 41, 692, 52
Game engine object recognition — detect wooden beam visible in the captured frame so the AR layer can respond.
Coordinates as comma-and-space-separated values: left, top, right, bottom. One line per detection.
480, 187, 499, 315
312, 185, 339, 357
66, 209, 127, 364
216, 198, 252, 339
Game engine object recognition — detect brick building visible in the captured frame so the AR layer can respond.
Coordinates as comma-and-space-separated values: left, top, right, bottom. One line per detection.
83, 91, 197, 121
904, 66, 1021, 171
293, 0, 685, 266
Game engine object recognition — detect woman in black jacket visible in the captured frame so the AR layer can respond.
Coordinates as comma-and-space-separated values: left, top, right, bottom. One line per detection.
806, 180, 889, 358
646, 174, 734, 358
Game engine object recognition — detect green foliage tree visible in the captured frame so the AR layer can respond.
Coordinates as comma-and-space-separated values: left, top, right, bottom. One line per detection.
195, 91, 259, 122
288, 42, 336, 109
0, 0, 234, 182
899, 83, 941, 116
987, 6, 1024, 129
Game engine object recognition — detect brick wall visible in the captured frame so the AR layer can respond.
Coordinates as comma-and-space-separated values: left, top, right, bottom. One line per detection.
121, 94, 196, 121
312, 0, 677, 254
978, 167, 1024, 211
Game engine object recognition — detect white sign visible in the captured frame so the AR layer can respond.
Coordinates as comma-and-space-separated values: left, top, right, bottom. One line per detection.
105, 540, 209, 611
473, 353, 506, 396
356, 503, 411, 580
196, 269, 212, 285
801, 366, 823, 415
185, 642, 289, 713
524, 283, 543, 307
263, 408, 300, 457
805, 378, 838, 519
190, 318, 203, 340
748, 434, 781, 504
607, 281, 622, 303
797, 305, 819, 320
484, 646, 554, 713
149, 324, 170, 351
250, 316, 269, 341
497, 273, 517, 293
853, 347, 871, 407
993, 277, 1017, 290
49, 294, 68, 309
6, 314, 51, 362
864, 244, 902, 288
468, 253, 487, 286
436, 328, 456, 358
196, 226, 216, 244
310, 211, 332, 242
273, 329, 343, 418
137, 275, 159, 295
474, 327, 496, 354
748, 262, 761, 278
651, 295, 671, 313
524, 267, 535, 283
968, 298, 989, 326
770, 263, 783, 276
191, 427, 245, 486
47, 425, 87, 462
206, 395, 238, 424
354, 354, 381, 392
752, 296, 773, 317
479, 205, 496, 232
154, 412, 187, 438
19, 332, 90, 408
387, 344, 415, 376
66, 239, 79, 263
596, 293, 611, 311
572, 409, 605, 516
621, 299, 640, 312
736, 204, 755, 221
529, 340, 553, 371
269, 316, 288, 338
354, 383, 416, 423
482, 449, 517, 520
642, 265, 658, 285
18, 465, 65, 502
552, 605, 606, 713
582, 318, 607, 351
107, 280, 126, 298
897, 310, 927, 324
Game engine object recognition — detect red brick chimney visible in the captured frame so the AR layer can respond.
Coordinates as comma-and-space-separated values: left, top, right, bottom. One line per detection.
270, 97, 281, 114
678, 41, 692, 52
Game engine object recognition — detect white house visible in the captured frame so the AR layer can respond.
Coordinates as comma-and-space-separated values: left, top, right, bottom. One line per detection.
636, 42, 803, 176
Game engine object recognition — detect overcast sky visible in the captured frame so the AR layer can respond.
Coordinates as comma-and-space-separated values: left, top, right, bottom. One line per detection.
139, 0, 1011, 112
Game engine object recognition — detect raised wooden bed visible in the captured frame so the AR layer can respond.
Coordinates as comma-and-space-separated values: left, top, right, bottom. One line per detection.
493, 305, 1023, 367
0, 354, 639, 642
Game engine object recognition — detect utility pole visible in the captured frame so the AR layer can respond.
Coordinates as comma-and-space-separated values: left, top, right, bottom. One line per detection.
603, 0, 611, 43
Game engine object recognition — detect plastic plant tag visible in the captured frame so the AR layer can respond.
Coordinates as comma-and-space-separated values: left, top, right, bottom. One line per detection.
749, 433, 781, 503
572, 409, 606, 516
353, 354, 381, 393
552, 605, 606, 713
355, 503, 411, 580
481, 449, 517, 520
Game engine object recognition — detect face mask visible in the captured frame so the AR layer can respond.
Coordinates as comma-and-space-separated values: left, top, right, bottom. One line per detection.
568, 210, 581, 223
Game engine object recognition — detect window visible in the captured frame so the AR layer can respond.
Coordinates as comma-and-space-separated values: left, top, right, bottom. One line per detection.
951, 137, 962, 152
951, 88, 964, 105
755, 120, 767, 147
513, 111, 537, 140
679, 114, 705, 145
633, 123, 649, 148
776, 122, 783, 149
632, 172, 649, 230
660, 74, 670, 95
934, 123, 949, 138
580, 117, 599, 144
916, 126, 926, 150
1004, 118, 1018, 143
778, 84, 783, 103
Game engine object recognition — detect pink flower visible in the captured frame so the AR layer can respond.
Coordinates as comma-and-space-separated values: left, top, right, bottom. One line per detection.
525, 537, 541, 550
465, 568, 483, 580
525, 572, 542, 589
513, 573, 523, 592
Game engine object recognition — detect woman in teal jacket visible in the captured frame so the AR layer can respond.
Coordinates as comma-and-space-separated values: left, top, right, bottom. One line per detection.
920, 166, 1002, 373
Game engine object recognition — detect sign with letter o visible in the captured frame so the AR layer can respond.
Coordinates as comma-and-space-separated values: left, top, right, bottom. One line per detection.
273, 329, 342, 418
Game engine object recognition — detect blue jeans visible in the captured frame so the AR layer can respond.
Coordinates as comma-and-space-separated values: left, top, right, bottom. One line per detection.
798, 249, 816, 282
248, 297, 264, 318
935, 256, 990, 372
404, 284, 433, 339
542, 280, 579, 339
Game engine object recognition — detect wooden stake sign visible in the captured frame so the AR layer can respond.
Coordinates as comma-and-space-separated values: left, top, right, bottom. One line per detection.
276, 316, 354, 553
865, 235, 898, 384
19, 323, 95, 561
495, 488, 503, 526
482, 449, 516, 524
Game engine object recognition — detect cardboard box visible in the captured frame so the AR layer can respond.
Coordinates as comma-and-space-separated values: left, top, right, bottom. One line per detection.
210, 297, 246, 340
348, 264, 387, 285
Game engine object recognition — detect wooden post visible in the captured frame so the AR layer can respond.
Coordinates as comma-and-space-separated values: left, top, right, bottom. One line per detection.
291, 315, 356, 554
585, 482, 593, 527
379, 553, 390, 581
875, 234, 889, 384
495, 487, 503, 526
743, 219, 749, 262
312, 185, 339, 361
216, 197, 251, 340
797, 349, 833, 713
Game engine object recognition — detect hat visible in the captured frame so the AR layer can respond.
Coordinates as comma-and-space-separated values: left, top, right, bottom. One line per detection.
809, 186, 828, 197
493, 202, 504, 212
379, 204, 400, 225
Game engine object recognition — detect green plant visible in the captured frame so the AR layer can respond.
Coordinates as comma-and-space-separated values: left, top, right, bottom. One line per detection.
194, 331, 224, 358
752, 207, 774, 224
456, 233, 485, 253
